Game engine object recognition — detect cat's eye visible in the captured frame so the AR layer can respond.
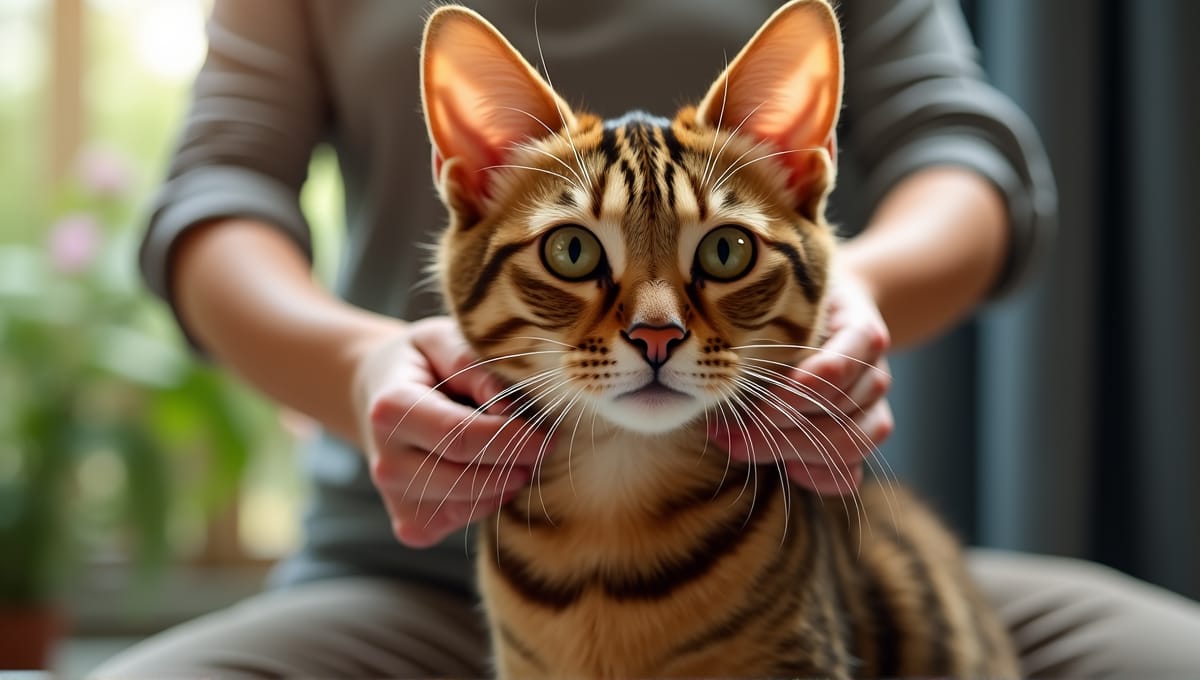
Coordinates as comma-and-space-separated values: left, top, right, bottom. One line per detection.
696, 226, 755, 281
542, 225, 605, 281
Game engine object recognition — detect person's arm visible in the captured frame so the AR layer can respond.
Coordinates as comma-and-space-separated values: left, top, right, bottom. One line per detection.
840, 165, 1008, 349
171, 219, 394, 446
839, 0, 1058, 327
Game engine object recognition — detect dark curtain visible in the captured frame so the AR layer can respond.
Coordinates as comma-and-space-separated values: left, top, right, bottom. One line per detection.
884, 0, 1200, 600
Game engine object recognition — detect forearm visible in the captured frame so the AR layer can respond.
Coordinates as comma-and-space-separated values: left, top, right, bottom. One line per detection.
839, 166, 1008, 349
171, 218, 401, 445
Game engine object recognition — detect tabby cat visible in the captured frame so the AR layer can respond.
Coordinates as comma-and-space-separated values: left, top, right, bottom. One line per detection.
420, 1, 1019, 677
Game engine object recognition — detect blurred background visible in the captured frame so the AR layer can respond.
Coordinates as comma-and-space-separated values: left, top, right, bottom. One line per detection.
0, 0, 1195, 676
0, 0, 344, 673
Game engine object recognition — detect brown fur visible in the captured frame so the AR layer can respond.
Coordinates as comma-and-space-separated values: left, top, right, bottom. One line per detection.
421, 2, 1019, 677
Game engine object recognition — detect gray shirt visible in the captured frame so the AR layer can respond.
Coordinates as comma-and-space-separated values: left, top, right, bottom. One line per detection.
141, 0, 1055, 594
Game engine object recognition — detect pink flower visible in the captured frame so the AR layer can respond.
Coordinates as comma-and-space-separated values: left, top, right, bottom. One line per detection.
48, 214, 102, 274
76, 144, 135, 197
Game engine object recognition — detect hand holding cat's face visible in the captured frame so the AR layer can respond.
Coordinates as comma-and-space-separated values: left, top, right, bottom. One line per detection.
353, 317, 553, 547
709, 264, 894, 495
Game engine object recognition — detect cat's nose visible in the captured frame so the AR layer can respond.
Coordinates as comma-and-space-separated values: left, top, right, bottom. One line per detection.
623, 323, 688, 369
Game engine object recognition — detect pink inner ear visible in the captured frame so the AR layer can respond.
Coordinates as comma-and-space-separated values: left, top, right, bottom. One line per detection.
422, 8, 575, 202
696, 0, 843, 194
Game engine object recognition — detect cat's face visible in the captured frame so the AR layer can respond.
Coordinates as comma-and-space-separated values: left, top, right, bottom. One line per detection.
423, 1, 842, 435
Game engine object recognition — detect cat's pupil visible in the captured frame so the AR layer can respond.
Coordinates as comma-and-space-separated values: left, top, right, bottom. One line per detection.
569, 236, 582, 263
717, 238, 730, 265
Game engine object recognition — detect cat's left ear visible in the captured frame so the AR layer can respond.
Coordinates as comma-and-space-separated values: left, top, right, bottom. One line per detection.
422, 6, 576, 218
697, 0, 843, 219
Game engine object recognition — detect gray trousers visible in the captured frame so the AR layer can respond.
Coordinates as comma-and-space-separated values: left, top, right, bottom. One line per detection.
92, 550, 1200, 679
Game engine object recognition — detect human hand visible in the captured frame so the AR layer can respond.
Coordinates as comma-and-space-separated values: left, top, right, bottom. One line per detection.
352, 316, 551, 547
708, 265, 894, 495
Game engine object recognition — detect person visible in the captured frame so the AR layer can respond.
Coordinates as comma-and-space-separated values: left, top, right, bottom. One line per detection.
94, 1, 1200, 677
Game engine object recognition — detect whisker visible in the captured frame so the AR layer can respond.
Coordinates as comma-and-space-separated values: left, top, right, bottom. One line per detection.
714, 388, 762, 510
453, 378, 575, 544
704, 100, 770, 190
740, 355, 904, 521
384, 348, 570, 448
508, 136, 586, 190
729, 343, 892, 377
732, 374, 862, 532
739, 364, 874, 467
585, 401, 601, 500
509, 335, 580, 350
565, 396, 591, 496
707, 386, 740, 499
479, 163, 577, 186
487, 378, 575, 552
724, 387, 794, 542
700, 52, 732, 189
468, 377, 574, 520
532, 5, 593, 189
411, 370, 562, 514
405, 368, 557, 508
475, 388, 560, 531
738, 365, 895, 538
521, 385, 579, 526
713, 147, 821, 193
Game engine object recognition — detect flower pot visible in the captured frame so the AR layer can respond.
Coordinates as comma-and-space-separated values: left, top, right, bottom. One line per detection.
0, 605, 66, 670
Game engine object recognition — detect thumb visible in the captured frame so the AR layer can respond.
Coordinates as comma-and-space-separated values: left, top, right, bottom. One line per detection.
412, 322, 508, 410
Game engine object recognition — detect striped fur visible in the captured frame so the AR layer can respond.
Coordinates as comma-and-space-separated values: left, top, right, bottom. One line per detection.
422, 2, 1019, 677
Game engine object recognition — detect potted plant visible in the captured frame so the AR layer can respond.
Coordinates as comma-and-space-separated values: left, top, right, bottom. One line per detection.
0, 146, 262, 669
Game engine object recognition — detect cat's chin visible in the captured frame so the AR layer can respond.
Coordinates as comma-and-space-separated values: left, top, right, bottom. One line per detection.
600, 384, 705, 434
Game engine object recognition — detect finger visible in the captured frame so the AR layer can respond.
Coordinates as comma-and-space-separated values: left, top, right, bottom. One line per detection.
715, 399, 893, 468
390, 490, 519, 548
412, 322, 509, 411
742, 349, 883, 428
836, 356, 892, 416
793, 324, 888, 414
787, 459, 864, 495
370, 447, 532, 503
371, 389, 552, 467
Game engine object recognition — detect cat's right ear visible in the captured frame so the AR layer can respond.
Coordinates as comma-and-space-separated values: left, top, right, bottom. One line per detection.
421, 6, 575, 218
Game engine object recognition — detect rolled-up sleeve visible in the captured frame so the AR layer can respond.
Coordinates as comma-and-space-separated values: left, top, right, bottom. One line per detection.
140, 0, 326, 304
842, 0, 1057, 297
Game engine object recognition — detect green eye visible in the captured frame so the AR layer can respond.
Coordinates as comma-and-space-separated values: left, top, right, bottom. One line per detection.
696, 226, 755, 281
542, 225, 604, 280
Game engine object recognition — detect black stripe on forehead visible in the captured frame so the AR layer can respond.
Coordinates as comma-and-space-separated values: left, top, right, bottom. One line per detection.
601, 111, 688, 237
599, 125, 621, 165
660, 124, 685, 164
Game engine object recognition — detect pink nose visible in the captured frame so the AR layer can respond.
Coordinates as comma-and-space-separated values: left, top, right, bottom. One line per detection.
624, 323, 688, 368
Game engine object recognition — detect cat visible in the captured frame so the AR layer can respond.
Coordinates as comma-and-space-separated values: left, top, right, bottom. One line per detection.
420, 1, 1020, 677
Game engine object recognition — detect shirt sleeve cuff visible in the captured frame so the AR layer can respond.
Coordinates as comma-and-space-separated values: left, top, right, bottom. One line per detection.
861, 132, 1056, 300
139, 166, 314, 348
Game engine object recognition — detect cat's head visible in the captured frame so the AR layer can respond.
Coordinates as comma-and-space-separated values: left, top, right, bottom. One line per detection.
422, 0, 842, 435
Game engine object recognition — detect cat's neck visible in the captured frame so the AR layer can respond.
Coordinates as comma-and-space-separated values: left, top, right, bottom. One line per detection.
531, 416, 733, 522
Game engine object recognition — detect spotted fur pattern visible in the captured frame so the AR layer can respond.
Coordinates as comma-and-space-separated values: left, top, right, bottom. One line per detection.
421, 2, 1019, 677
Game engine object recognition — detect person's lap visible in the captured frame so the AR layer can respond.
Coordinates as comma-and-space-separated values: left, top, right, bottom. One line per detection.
90, 577, 490, 679
92, 551, 1200, 678
970, 549, 1200, 677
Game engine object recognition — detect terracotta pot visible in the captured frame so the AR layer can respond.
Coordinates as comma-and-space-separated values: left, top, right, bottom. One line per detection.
0, 606, 67, 670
